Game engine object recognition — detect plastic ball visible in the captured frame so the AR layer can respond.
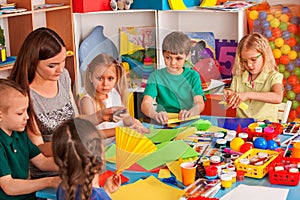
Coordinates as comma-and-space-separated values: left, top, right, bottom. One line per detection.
274, 38, 284, 48
240, 142, 254, 153
267, 140, 279, 150
296, 106, 300, 115
259, 11, 267, 20
282, 30, 290, 40
285, 63, 294, 72
288, 75, 299, 86
270, 18, 280, 28
279, 14, 289, 23
292, 100, 299, 110
293, 84, 300, 93
266, 14, 274, 21
269, 41, 275, 50
296, 94, 300, 102
253, 19, 261, 27
287, 90, 296, 100
262, 20, 270, 30
288, 50, 298, 60
279, 22, 288, 31
285, 83, 293, 91
249, 10, 259, 20
263, 30, 272, 38
289, 110, 297, 121
279, 55, 290, 65
283, 70, 291, 79
230, 137, 245, 152
286, 37, 297, 47
288, 24, 298, 33
278, 64, 286, 73
253, 137, 267, 149
290, 16, 300, 25
293, 67, 300, 76
272, 28, 282, 38
272, 48, 282, 59
274, 10, 282, 18
295, 58, 300, 66
282, 7, 291, 14
280, 44, 291, 55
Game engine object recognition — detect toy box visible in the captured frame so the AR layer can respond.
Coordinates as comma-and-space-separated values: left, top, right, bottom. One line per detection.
131, 0, 200, 10
73, 0, 111, 13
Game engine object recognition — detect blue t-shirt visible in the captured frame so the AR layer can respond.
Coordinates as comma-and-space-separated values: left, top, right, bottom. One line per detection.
56, 184, 111, 200
144, 67, 206, 113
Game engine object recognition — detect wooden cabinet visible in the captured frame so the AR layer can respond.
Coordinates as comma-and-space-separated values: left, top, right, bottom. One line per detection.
0, 0, 75, 85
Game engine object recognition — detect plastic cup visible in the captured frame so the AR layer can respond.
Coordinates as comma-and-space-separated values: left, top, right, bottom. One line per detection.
291, 142, 300, 158
180, 162, 196, 186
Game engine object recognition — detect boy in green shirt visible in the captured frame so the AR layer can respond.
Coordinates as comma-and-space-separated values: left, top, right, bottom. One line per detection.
141, 31, 206, 124
0, 79, 60, 200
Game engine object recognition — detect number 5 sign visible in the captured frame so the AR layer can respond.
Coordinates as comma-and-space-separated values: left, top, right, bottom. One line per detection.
215, 39, 238, 79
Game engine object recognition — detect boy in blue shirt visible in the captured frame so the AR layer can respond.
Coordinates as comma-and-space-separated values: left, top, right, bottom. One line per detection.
141, 31, 206, 124
0, 79, 60, 200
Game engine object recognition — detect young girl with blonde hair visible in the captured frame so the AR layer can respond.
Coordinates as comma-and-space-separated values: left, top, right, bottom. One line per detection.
223, 32, 284, 121
80, 53, 148, 136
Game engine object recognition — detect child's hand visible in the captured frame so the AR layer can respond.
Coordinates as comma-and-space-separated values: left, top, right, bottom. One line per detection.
103, 173, 122, 195
50, 176, 61, 188
128, 118, 150, 134
227, 92, 248, 109
153, 111, 168, 125
113, 108, 130, 122
178, 110, 192, 120
223, 89, 235, 103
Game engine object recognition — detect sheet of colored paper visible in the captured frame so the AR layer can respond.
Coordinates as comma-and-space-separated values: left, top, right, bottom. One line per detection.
158, 168, 171, 178
111, 176, 184, 200
137, 140, 198, 170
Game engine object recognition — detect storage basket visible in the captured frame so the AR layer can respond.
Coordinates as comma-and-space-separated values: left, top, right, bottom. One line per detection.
246, 123, 283, 141
269, 156, 300, 186
234, 148, 279, 179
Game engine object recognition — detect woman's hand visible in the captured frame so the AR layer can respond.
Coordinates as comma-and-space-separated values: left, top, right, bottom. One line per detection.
103, 173, 121, 195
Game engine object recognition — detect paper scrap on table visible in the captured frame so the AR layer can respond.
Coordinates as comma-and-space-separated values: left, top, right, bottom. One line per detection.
203, 79, 225, 92
111, 175, 184, 200
219, 101, 249, 111
158, 168, 171, 178
220, 184, 289, 200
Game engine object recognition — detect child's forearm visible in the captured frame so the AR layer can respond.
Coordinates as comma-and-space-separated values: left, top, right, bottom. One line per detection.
245, 91, 283, 104
0, 176, 59, 196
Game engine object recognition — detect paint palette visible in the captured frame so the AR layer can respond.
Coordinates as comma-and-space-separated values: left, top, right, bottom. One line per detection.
283, 122, 300, 135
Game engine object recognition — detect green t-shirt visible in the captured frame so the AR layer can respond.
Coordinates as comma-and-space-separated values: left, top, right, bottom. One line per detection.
144, 67, 206, 113
0, 129, 41, 200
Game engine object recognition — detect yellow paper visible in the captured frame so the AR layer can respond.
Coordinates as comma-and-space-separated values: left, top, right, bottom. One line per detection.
168, 0, 187, 10
167, 113, 200, 124
111, 176, 184, 200
219, 101, 248, 111
158, 169, 171, 178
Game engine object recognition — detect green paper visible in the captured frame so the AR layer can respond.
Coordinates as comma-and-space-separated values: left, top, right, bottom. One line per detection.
146, 127, 190, 143
137, 140, 198, 170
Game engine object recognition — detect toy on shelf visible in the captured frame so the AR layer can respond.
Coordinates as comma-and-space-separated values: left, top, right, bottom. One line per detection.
110, 0, 133, 11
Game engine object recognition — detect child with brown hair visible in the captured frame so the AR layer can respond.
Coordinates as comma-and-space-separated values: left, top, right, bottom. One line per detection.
53, 117, 121, 200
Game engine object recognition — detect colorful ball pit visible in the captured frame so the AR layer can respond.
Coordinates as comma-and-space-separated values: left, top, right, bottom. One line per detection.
248, 4, 300, 121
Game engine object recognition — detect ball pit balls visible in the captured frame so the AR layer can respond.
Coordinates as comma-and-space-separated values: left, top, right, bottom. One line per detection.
279, 14, 289, 23
288, 50, 297, 60
239, 142, 254, 153
266, 14, 274, 21
286, 63, 294, 72
259, 11, 267, 20
285, 83, 293, 91
288, 24, 298, 33
270, 18, 280, 28
272, 28, 282, 38
286, 37, 297, 47
274, 38, 284, 48
279, 55, 290, 65
278, 64, 285, 73
272, 49, 282, 59
230, 137, 245, 152
288, 75, 299, 86
263, 29, 272, 38
274, 10, 282, 18
269, 41, 275, 50
289, 110, 297, 121
294, 67, 300, 76
284, 71, 291, 79
282, 7, 291, 14
292, 100, 299, 110
282, 30, 290, 40
262, 20, 270, 30
287, 90, 296, 100
267, 140, 278, 150
297, 94, 300, 102
280, 44, 291, 55
249, 10, 259, 20
293, 84, 300, 93
253, 137, 267, 149
279, 22, 288, 31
